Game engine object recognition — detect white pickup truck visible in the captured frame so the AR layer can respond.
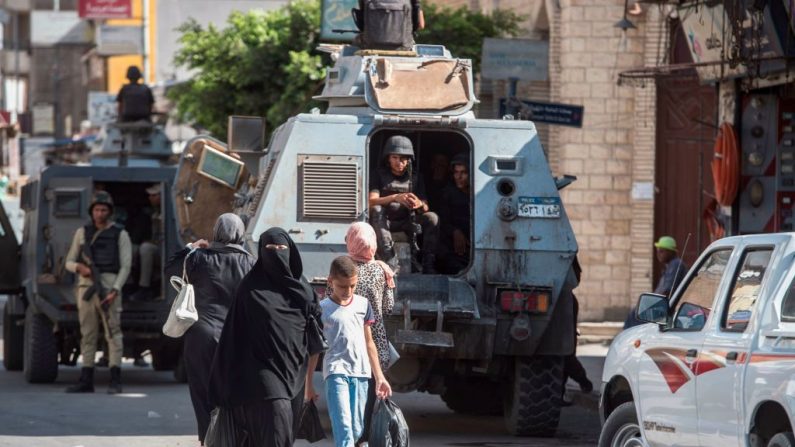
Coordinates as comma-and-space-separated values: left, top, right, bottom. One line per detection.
599, 234, 795, 447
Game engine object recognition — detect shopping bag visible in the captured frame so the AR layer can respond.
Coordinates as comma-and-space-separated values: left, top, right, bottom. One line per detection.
162, 250, 198, 338
204, 407, 241, 447
369, 398, 409, 447
296, 400, 326, 443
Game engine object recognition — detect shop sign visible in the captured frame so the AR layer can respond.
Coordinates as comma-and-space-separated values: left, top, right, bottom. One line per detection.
498, 99, 583, 128
79, 0, 132, 19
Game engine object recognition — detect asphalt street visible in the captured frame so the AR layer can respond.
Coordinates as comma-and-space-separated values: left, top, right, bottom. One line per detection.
0, 299, 606, 447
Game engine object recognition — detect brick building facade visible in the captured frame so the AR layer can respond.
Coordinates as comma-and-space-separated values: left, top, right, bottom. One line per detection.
431, 0, 669, 320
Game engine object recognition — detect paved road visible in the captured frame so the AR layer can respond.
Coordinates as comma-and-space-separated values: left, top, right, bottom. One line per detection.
0, 303, 605, 447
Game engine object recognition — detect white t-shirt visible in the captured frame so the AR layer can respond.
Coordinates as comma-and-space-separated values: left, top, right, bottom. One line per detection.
319, 294, 375, 379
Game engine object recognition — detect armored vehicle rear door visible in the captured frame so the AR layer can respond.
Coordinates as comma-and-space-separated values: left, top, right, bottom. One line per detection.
0, 198, 20, 293
172, 137, 250, 242
45, 177, 93, 284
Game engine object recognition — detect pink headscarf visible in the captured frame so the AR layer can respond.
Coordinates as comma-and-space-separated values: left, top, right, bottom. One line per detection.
345, 222, 396, 289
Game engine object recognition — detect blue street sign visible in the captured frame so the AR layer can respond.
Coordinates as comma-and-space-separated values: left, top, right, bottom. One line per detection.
499, 99, 584, 128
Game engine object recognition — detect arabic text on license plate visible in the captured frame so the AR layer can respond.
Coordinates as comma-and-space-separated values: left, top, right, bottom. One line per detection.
518, 197, 561, 218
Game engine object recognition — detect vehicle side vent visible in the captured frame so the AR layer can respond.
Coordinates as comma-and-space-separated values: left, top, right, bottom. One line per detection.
299, 155, 362, 221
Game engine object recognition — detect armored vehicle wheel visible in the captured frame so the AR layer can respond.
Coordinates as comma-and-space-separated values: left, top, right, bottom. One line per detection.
598, 402, 643, 447
23, 308, 58, 383
3, 304, 24, 371
504, 355, 564, 437
441, 377, 502, 415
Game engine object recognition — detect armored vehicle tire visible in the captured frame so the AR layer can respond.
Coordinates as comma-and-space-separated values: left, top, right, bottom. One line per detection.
23, 308, 58, 383
3, 304, 24, 371
768, 432, 795, 447
504, 355, 564, 437
441, 377, 502, 415
598, 402, 642, 447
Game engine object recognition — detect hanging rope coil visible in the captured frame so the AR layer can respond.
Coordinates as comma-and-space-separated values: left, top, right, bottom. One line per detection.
712, 122, 740, 207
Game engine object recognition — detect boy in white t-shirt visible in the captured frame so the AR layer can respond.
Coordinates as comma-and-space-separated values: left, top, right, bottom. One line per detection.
306, 255, 392, 447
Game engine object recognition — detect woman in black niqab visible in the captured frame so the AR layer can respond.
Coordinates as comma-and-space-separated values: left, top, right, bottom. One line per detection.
208, 227, 319, 447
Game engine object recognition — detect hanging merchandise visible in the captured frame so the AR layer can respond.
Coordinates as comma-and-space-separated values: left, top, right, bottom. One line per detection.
712, 122, 740, 207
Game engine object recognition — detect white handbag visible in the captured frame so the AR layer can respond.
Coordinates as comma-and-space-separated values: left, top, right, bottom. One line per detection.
162, 250, 198, 338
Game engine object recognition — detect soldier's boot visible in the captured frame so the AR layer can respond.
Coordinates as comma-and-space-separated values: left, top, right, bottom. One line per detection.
108, 366, 122, 394
65, 367, 95, 393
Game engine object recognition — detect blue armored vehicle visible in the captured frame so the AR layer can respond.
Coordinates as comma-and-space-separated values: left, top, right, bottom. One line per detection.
0, 122, 192, 383
172, 44, 580, 436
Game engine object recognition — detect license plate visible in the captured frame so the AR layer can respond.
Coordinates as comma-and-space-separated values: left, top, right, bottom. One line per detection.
518, 197, 561, 218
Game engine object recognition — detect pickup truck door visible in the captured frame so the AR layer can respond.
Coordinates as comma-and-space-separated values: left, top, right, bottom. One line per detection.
697, 247, 774, 447
636, 248, 734, 446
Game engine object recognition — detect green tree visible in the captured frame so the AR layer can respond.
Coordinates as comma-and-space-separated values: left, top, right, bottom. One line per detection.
417, 4, 523, 74
169, 0, 326, 139
170, 1, 523, 140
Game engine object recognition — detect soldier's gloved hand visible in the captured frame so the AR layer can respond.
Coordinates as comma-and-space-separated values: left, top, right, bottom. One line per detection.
101, 289, 119, 311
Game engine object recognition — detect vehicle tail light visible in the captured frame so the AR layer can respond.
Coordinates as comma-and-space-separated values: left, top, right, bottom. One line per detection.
499, 290, 549, 313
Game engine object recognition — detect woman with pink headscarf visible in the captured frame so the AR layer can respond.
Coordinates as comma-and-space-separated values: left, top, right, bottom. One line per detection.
325, 221, 395, 445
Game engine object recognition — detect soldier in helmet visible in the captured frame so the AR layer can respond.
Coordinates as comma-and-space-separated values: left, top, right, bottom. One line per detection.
369, 135, 440, 273
116, 65, 154, 123
63, 191, 132, 394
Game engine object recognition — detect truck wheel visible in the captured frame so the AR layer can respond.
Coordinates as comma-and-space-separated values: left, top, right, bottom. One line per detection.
598, 402, 643, 447
504, 355, 564, 437
768, 432, 795, 447
3, 304, 24, 371
23, 308, 58, 383
441, 378, 502, 415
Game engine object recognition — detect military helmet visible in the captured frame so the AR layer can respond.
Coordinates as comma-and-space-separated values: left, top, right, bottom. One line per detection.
450, 153, 469, 171
382, 135, 414, 160
126, 65, 142, 82
88, 191, 114, 213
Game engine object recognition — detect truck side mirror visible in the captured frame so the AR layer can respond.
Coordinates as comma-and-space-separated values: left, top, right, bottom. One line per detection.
636, 293, 669, 325
228, 115, 266, 177
228, 115, 265, 152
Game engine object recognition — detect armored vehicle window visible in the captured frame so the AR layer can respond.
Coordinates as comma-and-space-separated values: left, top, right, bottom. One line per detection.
197, 145, 244, 189
721, 248, 773, 332
54, 191, 82, 217
672, 248, 732, 331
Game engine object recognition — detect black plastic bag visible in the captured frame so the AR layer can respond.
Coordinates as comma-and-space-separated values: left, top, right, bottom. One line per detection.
368, 398, 409, 447
296, 400, 326, 443
205, 407, 242, 447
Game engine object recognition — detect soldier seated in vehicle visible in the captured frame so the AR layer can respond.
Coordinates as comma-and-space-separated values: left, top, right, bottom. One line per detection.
437, 153, 470, 273
369, 135, 439, 273
129, 184, 162, 301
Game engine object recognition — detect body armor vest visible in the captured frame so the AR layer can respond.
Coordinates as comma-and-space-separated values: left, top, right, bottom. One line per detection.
82, 224, 122, 274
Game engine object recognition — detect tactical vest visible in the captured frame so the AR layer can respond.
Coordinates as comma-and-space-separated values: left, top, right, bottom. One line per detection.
119, 83, 152, 122
82, 224, 122, 274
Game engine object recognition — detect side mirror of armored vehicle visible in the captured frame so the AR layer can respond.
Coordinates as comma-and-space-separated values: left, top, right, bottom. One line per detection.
0, 198, 21, 293
228, 116, 266, 178
636, 293, 669, 325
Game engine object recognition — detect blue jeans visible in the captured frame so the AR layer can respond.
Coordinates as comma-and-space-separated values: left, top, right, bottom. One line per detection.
325, 374, 370, 447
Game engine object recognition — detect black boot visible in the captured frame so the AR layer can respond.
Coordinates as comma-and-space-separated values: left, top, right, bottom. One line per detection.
108, 366, 122, 394
66, 367, 95, 393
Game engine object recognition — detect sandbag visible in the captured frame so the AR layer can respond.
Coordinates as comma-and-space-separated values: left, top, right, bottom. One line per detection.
368, 398, 409, 447
296, 400, 326, 443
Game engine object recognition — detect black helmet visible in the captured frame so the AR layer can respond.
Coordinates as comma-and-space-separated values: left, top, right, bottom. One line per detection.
382, 135, 414, 160
126, 65, 142, 82
88, 191, 114, 214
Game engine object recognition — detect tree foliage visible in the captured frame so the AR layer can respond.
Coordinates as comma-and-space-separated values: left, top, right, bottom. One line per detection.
170, 1, 523, 140
416, 4, 523, 74
169, 0, 325, 139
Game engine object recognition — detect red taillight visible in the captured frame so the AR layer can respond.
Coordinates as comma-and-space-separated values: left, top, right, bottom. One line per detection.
499, 290, 549, 313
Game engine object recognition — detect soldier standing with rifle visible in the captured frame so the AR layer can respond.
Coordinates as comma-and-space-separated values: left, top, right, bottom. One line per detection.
64, 192, 132, 394
369, 135, 440, 273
